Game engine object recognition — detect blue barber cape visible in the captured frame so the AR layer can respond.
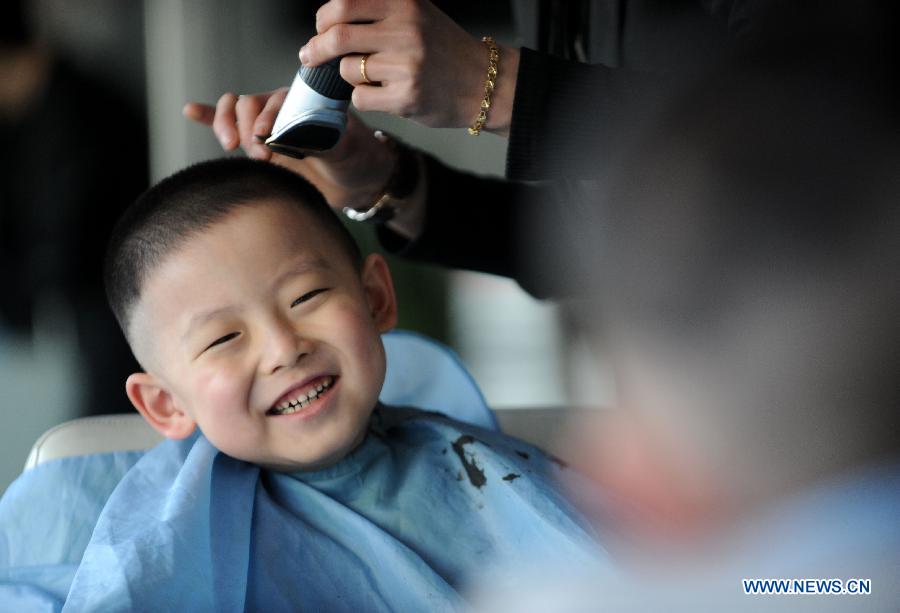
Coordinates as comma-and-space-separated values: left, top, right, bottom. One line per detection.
1, 407, 606, 612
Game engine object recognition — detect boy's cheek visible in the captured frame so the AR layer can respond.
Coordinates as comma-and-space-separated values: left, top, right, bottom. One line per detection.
190, 365, 248, 414
316, 303, 383, 363
345, 325, 386, 381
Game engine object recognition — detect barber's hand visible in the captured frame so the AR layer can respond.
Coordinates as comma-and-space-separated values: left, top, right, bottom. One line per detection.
301, 0, 518, 135
183, 90, 396, 211
183, 88, 286, 161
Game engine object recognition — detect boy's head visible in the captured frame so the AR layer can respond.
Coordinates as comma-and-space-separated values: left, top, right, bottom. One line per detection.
105, 158, 397, 472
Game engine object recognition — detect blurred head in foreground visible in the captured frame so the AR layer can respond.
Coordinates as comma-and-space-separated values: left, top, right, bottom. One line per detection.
572, 62, 900, 544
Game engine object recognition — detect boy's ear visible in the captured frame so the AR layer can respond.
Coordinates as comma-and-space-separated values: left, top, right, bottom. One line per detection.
360, 253, 398, 333
125, 372, 196, 440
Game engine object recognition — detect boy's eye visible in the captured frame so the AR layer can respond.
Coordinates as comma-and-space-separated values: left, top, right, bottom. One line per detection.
204, 332, 240, 351
291, 288, 329, 308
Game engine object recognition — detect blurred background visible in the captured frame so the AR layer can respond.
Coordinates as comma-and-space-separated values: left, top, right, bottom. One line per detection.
0, 0, 614, 492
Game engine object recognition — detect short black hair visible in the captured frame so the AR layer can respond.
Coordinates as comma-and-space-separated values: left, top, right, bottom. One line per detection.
104, 157, 362, 340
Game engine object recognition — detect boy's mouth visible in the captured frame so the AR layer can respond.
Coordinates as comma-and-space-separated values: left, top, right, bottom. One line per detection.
267, 375, 336, 416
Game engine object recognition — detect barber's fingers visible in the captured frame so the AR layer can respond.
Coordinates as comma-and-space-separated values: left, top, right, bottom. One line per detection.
300, 23, 389, 67
183, 97, 239, 151
315, 0, 391, 34
351, 82, 415, 117
340, 54, 424, 117
182, 90, 289, 158
182, 102, 215, 126
252, 87, 289, 142
340, 53, 385, 87
212, 92, 240, 150
235, 94, 271, 160
339, 53, 420, 89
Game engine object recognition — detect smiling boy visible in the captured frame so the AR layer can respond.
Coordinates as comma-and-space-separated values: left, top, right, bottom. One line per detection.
117, 170, 394, 472
25, 157, 609, 611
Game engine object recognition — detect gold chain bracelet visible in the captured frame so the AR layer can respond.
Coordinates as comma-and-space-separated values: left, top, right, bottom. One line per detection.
468, 36, 499, 135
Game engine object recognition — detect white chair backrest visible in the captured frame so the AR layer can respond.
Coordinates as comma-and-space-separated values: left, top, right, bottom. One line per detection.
24, 414, 161, 470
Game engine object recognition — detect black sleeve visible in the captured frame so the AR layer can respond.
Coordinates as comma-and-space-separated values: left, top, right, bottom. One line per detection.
506, 47, 663, 181
376, 154, 575, 299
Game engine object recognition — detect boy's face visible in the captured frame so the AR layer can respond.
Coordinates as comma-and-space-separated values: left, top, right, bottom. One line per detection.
128, 200, 396, 472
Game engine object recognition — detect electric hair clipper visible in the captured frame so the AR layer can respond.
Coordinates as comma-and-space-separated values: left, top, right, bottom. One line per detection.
265, 58, 352, 159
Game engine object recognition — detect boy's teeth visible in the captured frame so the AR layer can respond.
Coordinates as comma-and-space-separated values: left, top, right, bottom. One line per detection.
271, 376, 334, 415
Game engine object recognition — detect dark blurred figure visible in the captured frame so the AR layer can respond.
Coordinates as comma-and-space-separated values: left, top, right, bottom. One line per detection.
477, 4, 900, 611
0, 1, 146, 414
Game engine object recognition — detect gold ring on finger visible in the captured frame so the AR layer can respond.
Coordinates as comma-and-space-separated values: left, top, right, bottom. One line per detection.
360, 54, 373, 85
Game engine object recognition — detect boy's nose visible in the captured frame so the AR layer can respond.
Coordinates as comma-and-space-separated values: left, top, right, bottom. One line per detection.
261, 319, 310, 374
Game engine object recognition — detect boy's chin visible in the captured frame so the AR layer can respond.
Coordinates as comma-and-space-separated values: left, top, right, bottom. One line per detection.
259, 421, 374, 474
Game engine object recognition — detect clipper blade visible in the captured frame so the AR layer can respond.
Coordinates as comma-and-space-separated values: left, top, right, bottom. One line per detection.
264, 65, 350, 159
